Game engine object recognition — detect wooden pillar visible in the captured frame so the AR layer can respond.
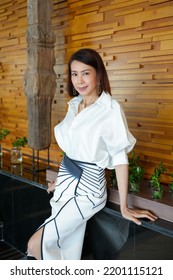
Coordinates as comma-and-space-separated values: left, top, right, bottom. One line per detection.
24, 0, 56, 150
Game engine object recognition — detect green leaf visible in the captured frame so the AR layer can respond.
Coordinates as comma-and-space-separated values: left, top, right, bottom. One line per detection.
0, 129, 10, 141
12, 136, 28, 147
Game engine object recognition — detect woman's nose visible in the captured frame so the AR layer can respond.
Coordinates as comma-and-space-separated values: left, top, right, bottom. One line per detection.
77, 75, 84, 84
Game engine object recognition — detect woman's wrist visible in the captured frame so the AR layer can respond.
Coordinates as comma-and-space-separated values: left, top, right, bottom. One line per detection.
120, 204, 128, 215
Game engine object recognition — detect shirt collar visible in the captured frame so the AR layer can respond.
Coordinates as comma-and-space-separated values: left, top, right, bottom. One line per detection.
96, 91, 112, 109
68, 91, 112, 109
68, 95, 82, 106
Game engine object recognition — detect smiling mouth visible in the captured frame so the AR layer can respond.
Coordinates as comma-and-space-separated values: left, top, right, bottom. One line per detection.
77, 86, 87, 91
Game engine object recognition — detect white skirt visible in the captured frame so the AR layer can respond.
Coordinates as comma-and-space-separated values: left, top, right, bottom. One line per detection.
40, 155, 107, 260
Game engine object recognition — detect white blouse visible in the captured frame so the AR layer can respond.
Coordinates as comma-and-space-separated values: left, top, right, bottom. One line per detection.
54, 91, 136, 170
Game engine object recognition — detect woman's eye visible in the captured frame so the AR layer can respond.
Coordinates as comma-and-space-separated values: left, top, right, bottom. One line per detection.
83, 72, 89, 76
71, 73, 77, 77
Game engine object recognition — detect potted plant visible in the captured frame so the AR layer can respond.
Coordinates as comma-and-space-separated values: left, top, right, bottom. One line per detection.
150, 162, 167, 199
11, 136, 28, 164
0, 128, 10, 156
169, 173, 173, 193
110, 169, 117, 188
128, 151, 144, 192
12, 136, 27, 148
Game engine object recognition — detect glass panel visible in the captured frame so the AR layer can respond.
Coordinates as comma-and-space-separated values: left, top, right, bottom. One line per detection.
117, 223, 173, 260
0, 172, 51, 257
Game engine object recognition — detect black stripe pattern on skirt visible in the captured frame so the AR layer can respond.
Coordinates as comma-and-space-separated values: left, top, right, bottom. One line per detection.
40, 154, 107, 260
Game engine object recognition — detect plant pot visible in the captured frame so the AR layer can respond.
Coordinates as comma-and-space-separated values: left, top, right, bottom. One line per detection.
10, 147, 22, 164
11, 163, 22, 176
0, 156, 2, 169
0, 144, 2, 168
0, 143, 2, 157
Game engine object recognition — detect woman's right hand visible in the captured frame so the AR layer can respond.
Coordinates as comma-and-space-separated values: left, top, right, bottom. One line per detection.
47, 180, 57, 194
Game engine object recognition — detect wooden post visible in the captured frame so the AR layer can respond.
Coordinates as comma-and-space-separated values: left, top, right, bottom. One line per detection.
24, 0, 56, 150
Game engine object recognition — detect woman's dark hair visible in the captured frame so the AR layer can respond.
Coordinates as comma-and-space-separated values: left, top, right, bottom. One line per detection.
67, 48, 111, 97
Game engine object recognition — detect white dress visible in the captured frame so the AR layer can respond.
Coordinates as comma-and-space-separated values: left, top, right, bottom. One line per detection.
40, 91, 136, 260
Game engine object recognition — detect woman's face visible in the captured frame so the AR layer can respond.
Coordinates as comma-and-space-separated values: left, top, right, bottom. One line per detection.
71, 60, 99, 98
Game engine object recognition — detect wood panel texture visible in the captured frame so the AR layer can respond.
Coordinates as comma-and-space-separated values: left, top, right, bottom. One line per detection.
0, 0, 173, 183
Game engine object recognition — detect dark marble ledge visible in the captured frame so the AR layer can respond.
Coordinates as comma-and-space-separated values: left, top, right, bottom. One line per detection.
0, 150, 59, 185
0, 169, 47, 191
107, 202, 173, 238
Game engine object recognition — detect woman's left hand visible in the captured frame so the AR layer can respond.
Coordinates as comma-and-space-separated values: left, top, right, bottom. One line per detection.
121, 207, 158, 225
47, 181, 57, 194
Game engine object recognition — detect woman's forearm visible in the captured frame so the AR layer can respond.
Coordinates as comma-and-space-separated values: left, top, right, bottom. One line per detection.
115, 164, 158, 224
115, 164, 129, 213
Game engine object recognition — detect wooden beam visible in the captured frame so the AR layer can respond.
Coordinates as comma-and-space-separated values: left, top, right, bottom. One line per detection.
24, 0, 56, 150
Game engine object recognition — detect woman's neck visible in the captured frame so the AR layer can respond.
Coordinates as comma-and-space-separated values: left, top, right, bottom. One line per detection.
78, 95, 99, 113
81, 95, 98, 108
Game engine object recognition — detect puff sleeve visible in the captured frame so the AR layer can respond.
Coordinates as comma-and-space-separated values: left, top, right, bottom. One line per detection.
102, 103, 136, 169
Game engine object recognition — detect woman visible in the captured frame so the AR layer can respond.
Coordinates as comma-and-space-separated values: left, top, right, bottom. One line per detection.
27, 48, 157, 260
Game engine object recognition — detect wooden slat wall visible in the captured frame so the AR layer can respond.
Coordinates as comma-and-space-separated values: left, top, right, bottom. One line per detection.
0, 0, 28, 148
0, 0, 173, 182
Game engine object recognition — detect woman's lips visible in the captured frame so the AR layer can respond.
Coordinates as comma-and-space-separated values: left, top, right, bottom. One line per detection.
76, 86, 88, 92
